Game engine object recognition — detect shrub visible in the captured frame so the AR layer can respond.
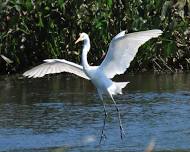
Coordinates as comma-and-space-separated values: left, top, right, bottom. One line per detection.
0, 0, 189, 74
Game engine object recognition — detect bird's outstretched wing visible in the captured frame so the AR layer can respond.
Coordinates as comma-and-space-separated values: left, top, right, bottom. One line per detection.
99, 29, 163, 78
23, 59, 90, 79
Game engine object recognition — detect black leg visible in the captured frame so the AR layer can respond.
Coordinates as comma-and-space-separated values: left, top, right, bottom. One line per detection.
99, 100, 108, 144
110, 95, 125, 139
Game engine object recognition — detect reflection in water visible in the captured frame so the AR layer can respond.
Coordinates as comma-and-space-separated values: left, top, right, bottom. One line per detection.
0, 73, 190, 151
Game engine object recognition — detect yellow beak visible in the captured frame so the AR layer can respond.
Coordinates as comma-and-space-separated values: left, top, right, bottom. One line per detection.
75, 35, 82, 44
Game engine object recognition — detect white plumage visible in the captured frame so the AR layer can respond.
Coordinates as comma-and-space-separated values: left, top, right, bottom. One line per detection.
23, 29, 163, 142
100, 30, 163, 78
23, 59, 89, 79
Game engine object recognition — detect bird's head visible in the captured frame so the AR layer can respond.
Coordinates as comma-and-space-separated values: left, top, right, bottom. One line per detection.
75, 33, 89, 44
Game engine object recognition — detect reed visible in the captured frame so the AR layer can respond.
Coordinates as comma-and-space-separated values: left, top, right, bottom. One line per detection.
0, 0, 189, 74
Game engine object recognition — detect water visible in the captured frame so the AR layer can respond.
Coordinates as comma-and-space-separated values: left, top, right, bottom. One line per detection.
0, 73, 190, 152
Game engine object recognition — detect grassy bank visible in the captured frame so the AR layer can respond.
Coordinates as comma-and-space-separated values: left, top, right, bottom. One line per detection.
0, 0, 190, 74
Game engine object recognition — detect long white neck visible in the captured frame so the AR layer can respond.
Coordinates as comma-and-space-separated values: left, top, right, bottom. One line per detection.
82, 37, 90, 70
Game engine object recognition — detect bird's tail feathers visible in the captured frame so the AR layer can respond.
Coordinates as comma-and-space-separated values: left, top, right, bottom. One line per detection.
114, 82, 129, 95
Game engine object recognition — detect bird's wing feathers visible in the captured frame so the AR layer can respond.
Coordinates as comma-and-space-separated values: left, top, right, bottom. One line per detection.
23, 59, 90, 79
99, 29, 163, 78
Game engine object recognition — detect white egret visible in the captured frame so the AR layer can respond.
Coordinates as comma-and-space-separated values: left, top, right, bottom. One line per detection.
23, 29, 163, 143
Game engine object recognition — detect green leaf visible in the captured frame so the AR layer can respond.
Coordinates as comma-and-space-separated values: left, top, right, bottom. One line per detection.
165, 41, 176, 57
58, 0, 65, 10
107, 0, 112, 8
25, 0, 33, 11
37, 12, 44, 27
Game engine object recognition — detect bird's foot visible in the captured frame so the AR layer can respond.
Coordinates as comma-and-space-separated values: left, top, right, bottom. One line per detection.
120, 124, 126, 139
99, 131, 106, 144
99, 106, 107, 144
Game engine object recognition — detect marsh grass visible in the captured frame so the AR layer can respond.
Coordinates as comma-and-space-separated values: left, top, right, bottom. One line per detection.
0, 0, 189, 74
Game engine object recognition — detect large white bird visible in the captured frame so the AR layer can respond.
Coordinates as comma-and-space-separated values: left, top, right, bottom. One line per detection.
23, 29, 163, 143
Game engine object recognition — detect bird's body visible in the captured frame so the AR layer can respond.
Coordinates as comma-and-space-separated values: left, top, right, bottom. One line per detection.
89, 67, 125, 96
75, 32, 130, 98
23, 29, 163, 143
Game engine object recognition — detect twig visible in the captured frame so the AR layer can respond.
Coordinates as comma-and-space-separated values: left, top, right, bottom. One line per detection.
152, 59, 162, 70
144, 139, 155, 152
0, 54, 13, 64
158, 56, 174, 73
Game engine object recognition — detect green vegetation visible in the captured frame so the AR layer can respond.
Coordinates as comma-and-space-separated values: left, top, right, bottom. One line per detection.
0, 0, 190, 74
